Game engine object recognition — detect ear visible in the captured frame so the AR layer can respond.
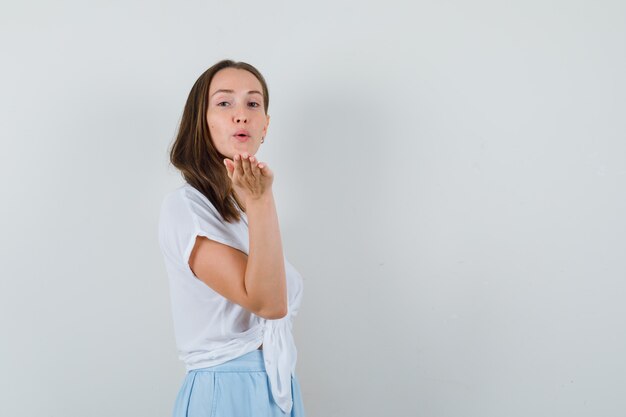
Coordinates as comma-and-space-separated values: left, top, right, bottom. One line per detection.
262, 114, 270, 137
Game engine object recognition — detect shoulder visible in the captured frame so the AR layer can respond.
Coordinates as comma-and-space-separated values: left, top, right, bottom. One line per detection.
158, 183, 247, 264
158, 184, 222, 260
160, 184, 218, 219
158, 185, 189, 223
159, 184, 237, 244
158, 185, 188, 236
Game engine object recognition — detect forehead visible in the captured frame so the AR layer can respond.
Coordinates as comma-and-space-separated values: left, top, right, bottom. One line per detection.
209, 68, 262, 94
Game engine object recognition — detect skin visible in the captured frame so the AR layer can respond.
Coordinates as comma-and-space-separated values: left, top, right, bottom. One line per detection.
188, 67, 287, 332
207, 67, 274, 210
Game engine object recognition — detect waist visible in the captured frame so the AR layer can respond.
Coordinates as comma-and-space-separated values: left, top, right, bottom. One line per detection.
189, 350, 266, 373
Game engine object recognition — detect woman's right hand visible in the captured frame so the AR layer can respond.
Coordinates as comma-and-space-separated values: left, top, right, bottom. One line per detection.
223, 153, 274, 203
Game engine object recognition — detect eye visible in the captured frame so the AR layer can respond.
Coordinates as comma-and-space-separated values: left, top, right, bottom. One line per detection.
248, 102, 260, 108
216, 101, 230, 107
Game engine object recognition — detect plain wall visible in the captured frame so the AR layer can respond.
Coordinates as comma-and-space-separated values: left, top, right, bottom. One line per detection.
1, 1, 625, 416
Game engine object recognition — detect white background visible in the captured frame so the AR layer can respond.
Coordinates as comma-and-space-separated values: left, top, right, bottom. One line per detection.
1, 1, 625, 416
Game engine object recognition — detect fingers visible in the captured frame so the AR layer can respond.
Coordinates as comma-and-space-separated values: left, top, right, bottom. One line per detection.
241, 153, 252, 177
234, 154, 244, 178
252, 156, 267, 176
223, 158, 233, 178
231, 153, 265, 179
250, 155, 261, 177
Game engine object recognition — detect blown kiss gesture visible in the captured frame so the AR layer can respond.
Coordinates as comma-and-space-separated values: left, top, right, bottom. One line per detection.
223, 153, 274, 204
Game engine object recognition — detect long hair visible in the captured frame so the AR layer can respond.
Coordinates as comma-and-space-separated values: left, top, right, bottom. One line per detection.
169, 59, 270, 223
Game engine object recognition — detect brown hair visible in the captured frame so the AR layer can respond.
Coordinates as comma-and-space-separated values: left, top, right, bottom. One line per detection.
169, 59, 270, 223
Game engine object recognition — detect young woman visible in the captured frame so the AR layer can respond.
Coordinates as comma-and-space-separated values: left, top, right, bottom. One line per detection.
158, 59, 306, 416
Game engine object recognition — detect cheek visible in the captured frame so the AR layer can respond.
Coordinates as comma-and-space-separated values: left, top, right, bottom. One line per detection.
206, 115, 219, 131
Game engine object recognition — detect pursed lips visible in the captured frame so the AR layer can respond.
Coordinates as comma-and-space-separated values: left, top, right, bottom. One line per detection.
233, 129, 250, 142
234, 129, 250, 137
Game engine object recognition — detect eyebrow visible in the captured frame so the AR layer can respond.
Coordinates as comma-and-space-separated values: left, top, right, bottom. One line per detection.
210, 89, 263, 98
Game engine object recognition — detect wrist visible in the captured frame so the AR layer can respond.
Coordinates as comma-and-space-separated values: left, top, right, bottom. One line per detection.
247, 191, 274, 206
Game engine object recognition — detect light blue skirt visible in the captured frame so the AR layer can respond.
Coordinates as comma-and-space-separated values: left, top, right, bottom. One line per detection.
172, 350, 306, 417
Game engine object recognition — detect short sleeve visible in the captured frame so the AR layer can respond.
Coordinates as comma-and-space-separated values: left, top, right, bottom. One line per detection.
158, 187, 247, 270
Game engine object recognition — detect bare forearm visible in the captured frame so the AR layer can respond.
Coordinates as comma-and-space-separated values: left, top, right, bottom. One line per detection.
244, 192, 287, 317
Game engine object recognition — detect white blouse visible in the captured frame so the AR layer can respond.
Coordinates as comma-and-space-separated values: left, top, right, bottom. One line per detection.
158, 183, 304, 414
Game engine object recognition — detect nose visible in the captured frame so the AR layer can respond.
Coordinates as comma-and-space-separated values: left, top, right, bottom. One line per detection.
233, 106, 248, 123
